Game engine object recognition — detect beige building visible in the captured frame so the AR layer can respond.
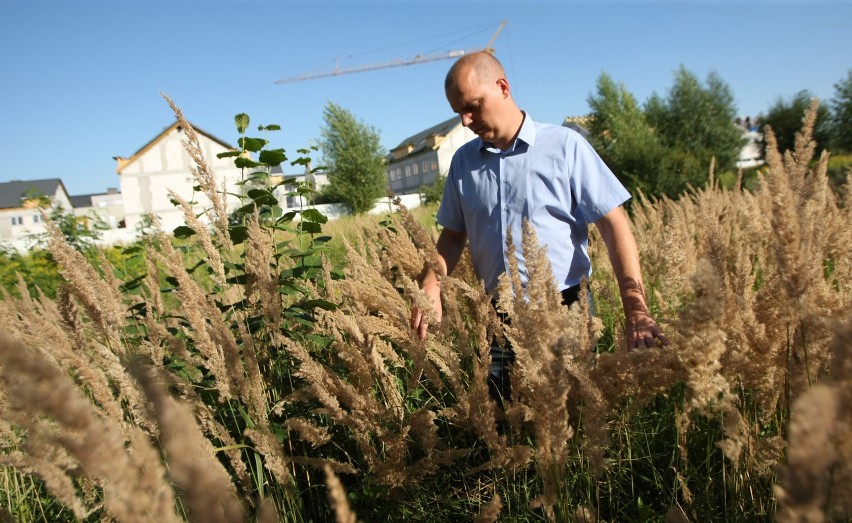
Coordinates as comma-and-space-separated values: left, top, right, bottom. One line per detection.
387, 116, 475, 195
70, 187, 125, 230
0, 178, 72, 241
115, 121, 245, 232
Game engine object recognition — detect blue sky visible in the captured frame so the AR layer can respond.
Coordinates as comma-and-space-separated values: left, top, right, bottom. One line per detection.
2, 0, 851, 196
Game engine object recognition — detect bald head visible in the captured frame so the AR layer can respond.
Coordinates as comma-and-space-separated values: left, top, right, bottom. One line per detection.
443, 51, 522, 150
445, 51, 506, 94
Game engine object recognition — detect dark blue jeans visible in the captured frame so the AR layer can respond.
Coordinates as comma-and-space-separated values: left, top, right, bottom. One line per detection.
487, 285, 593, 403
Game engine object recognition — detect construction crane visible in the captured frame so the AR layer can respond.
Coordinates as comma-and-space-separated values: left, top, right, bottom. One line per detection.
275, 20, 506, 85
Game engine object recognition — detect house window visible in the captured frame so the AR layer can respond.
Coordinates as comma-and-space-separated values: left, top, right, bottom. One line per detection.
412, 163, 418, 175
11, 216, 23, 226
431, 161, 437, 171
33, 214, 41, 223
422, 160, 429, 173
405, 166, 411, 177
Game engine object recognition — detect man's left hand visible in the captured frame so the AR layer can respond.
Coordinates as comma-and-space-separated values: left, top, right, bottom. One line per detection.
626, 311, 670, 349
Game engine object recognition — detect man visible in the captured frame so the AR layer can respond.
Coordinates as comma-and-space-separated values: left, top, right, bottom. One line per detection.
410, 52, 668, 397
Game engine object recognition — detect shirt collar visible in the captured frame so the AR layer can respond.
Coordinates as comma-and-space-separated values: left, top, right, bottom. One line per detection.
480, 111, 536, 153
516, 111, 536, 147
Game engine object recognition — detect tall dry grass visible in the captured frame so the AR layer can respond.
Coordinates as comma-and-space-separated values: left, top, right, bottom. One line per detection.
0, 99, 849, 521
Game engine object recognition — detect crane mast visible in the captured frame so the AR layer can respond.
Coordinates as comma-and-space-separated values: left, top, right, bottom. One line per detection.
275, 20, 506, 85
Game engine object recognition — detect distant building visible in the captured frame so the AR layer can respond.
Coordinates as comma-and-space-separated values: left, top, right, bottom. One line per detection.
735, 121, 764, 169
387, 116, 475, 195
114, 121, 245, 232
70, 187, 125, 229
273, 166, 330, 210
561, 115, 593, 140
0, 178, 72, 241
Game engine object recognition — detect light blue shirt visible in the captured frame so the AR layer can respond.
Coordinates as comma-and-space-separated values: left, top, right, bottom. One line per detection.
437, 113, 630, 293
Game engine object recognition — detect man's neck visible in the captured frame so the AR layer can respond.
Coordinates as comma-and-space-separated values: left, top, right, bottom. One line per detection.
493, 110, 525, 151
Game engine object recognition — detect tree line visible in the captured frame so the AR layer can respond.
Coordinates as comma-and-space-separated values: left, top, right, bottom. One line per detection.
317, 67, 852, 211
587, 66, 852, 199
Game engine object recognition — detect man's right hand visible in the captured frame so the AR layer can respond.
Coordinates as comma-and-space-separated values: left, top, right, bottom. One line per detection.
410, 277, 442, 340
409, 227, 466, 340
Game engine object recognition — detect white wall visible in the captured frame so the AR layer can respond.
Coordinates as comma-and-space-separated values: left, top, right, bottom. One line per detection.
437, 124, 475, 175
1, 193, 425, 253
120, 126, 245, 232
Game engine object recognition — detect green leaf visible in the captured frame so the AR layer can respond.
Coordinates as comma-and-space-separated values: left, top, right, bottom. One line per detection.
305, 334, 334, 348
278, 211, 298, 223
226, 274, 248, 285
300, 208, 328, 224
235, 113, 250, 134
300, 222, 322, 234
247, 188, 278, 206
173, 225, 196, 239
269, 421, 289, 442
300, 299, 337, 311
259, 124, 282, 131
259, 148, 286, 166
216, 150, 242, 159
234, 156, 261, 169
238, 136, 267, 152
229, 225, 249, 244
235, 202, 258, 215
185, 259, 206, 274
295, 185, 317, 197
214, 444, 251, 453
237, 404, 256, 430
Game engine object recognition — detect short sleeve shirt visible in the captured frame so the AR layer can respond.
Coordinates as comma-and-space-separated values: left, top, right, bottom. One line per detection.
436, 113, 630, 293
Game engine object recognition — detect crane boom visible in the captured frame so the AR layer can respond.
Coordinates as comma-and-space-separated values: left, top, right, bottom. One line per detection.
275, 48, 481, 84
275, 20, 506, 85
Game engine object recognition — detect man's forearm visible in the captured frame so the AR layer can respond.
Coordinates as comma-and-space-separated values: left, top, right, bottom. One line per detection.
594, 207, 669, 348
425, 228, 467, 282
594, 208, 648, 314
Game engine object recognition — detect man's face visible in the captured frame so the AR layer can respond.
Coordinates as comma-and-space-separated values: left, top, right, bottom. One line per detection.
446, 68, 507, 146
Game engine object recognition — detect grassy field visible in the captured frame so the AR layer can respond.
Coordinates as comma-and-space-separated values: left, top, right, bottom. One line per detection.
0, 105, 850, 522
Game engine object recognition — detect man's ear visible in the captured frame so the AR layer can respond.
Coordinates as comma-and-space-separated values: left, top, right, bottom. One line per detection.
497, 77, 510, 98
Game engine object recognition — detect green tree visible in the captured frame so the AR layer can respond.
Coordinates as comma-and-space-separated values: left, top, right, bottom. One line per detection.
645, 66, 744, 189
45, 205, 106, 252
758, 90, 831, 155
587, 73, 667, 197
319, 101, 387, 214
421, 172, 446, 204
830, 69, 852, 153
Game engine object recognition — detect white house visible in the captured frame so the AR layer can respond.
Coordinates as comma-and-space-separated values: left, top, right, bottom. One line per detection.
387, 116, 475, 195
735, 127, 764, 169
0, 178, 72, 242
270, 164, 330, 210
114, 121, 246, 232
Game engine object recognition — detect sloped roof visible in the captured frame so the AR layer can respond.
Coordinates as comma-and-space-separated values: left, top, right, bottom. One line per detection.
115, 120, 236, 174
70, 194, 94, 208
562, 114, 594, 128
0, 178, 67, 210
390, 116, 461, 157
562, 114, 593, 140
